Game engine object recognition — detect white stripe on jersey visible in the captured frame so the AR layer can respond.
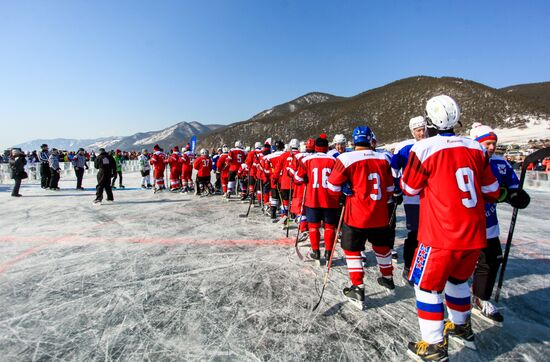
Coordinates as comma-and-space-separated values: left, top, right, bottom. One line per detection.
401, 180, 421, 196
336, 150, 389, 168
411, 135, 485, 163
481, 180, 499, 194
327, 181, 341, 192
301, 152, 336, 163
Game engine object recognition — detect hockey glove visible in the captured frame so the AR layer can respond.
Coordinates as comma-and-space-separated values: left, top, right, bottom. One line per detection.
508, 189, 530, 209
342, 182, 353, 196
392, 191, 403, 205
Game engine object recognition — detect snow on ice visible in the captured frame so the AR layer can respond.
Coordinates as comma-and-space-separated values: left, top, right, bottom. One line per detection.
0, 172, 548, 361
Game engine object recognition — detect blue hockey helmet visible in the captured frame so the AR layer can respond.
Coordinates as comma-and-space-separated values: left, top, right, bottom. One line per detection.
352, 126, 373, 146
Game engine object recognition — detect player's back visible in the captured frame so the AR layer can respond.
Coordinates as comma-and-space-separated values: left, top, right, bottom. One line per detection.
229, 148, 246, 171
300, 153, 339, 209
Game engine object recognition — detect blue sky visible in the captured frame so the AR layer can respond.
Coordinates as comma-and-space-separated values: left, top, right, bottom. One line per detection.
1, 0, 549, 149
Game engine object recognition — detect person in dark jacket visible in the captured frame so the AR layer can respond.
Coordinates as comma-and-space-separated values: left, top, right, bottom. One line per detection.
39, 144, 51, 189
10, 148, 27, 197
72, 148, 89, 190
94, 148, 116, 204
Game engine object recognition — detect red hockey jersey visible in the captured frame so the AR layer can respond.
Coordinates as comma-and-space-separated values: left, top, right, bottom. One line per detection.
294, 153, 339, 209
193, 155, 212, 177
216, 154, 230, 176
274, 150, 299, 190
261, 151, 284, 186
228, 148, 246, 172
401, 135, 499, 250
327, 150, 394, 229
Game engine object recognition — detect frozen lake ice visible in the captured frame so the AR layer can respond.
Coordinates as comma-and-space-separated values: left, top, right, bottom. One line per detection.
0, 172, 548, 361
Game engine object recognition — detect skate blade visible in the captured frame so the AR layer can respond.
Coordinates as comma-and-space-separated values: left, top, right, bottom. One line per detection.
238, 214, 249, 218
406, 349, 448, 362
344, 296, 364, 311
471, 307, 504, 327
449, 335, 477, 350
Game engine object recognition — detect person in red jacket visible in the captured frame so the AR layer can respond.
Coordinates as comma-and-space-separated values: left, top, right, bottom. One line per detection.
227, 141, 246, 198
261, 140, 285, 219
245, 142, 263, 202
237, 162, 249, 200
181, 144, 194, 193
149, 144, 167, 192
167, 146, 182, 191
294, 134, 339, 262
289, 139, 315, 241
193, 148, 213, 195
401, 95, 500, 360
273, 138, 300, 224
327, 126, 396, 302
216, 145, 230, 195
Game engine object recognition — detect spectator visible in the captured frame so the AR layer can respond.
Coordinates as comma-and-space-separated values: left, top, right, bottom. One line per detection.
39, 144, 51, 189
9, 148, 27, 197
72, 148, 89, 190
49, 148, 61, 190
111, 149, 125, 188
94, 148, 116, 204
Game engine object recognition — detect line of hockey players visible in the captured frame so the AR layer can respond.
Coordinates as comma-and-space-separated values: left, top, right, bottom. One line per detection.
171, 94, 530, 361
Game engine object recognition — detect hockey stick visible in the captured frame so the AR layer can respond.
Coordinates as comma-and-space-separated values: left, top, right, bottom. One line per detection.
286, 180, 293, 238
495, 147, 550, 302
239, 178, 256, 218
294, 185, 308, 260
312, 205, 346, 311
389, 201, 398, 225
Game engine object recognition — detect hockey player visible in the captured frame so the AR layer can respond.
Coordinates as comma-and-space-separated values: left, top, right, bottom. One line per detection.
237, 161, 249, 200
260, 140, 285, 219
327, 126, 396, 302
327, 134, 346, 158
168, 146, 183, 192
39, 144, 51, 189
149, 144, 167, 191
212, 147, 222, 193
245, 142, 263, 202
401, 96, 500, 360
193, 148, 213, 195
294, 134, 339, 262
469, 123, 530, 324
181, 144, 194, 192
289, 138, 315, 241
255, 143, 272, 207
227, 141, 246, 198
273, 138, 300, 224
391, 116, 426, 283
138, 149, 152, 189
111, 149, 125, 189
216, 145, 230, 195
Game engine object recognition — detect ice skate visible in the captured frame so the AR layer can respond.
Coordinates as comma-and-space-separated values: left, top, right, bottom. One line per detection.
391, 249, 398, 260
472, 297, 503, 326
308, 249, 321, 266
342, 285, 364, 310
297, 231, 309, 243
444, 316, 476, 350
141, 185, 147, 189
377, 276, 395, 291
406, 339, 448, 362
93, 199, 102, 205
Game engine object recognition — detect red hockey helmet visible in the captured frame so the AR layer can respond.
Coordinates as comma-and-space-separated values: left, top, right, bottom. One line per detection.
305, 138, 315, 152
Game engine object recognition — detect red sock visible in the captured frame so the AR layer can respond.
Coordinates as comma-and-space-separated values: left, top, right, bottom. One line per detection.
308, 222, 321, 250
372, 246, 393, 277
324, 223, 336, 251
343, 250, 363, 286
263, 194, 269, 204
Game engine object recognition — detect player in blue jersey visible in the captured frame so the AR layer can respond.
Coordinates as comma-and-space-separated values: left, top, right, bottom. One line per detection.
469, 123, 531, 324
390, 116, 426, 283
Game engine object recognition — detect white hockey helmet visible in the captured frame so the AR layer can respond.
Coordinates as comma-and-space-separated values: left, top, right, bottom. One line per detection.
333, 134, 346, 145
299, 141, 306, 153
425, 95, 461, 130
235, 140, 242, 149
409, 116, 427, 133
254, 141, 262, 149
200, 148, 208, 156
222, 145, 229, 153
245, 146, 251, 152
289, 138, 300, 149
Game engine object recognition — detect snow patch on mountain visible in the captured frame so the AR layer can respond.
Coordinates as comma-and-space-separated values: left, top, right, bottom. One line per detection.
134, 125, 180, 145
494, 116, 550, 144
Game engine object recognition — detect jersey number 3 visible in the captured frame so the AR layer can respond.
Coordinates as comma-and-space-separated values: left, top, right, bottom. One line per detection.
455, 167, 477, 208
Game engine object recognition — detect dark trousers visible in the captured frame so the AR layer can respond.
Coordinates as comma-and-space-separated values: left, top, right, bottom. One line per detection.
96, 174, 114, 201
111, 171, 123, 187
215, 173, 221, 190
403, 230, 418, 270
12, 178, 22, 196
75, 167, 85, 189
40, 163, 51, 188
49, 168, 60, 189
387, 202, 396, 249
472, 237, 503, 300
195, 176, 212, 195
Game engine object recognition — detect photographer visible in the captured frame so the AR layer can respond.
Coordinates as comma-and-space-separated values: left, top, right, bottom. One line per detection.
9, 148, 27, 197
72, 148, 89, 190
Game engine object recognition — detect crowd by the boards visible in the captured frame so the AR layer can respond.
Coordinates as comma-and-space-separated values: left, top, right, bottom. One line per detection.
5, 94, 546, 361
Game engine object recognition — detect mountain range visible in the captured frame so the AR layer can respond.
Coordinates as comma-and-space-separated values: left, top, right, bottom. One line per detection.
13, 122, 223, 152
14, 76, 550, 152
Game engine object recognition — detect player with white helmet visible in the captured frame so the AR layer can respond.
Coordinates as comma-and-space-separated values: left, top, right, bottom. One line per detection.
272, 138, 300, 224
245, 142, 264, 202
327, 134, 346, 158
391, 115, 427, 281
402, 95, 500, 360
193, 148, 213, 195
216, 145, 231, 195
227, 141, 246, 198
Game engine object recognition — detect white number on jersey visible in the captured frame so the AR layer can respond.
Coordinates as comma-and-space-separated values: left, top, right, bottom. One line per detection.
311, 167, 331, 189
455, 167, 477, 208
368, 172, 382, 201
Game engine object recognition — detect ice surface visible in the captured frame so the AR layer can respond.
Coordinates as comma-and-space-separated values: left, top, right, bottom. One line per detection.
0, 172, 549, 360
